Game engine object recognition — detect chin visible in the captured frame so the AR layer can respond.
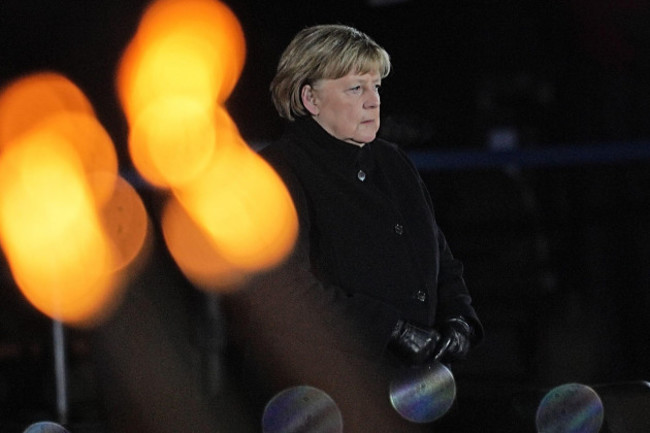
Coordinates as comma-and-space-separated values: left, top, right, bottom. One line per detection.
358, 134, 377, 143
359, 126, 378, 142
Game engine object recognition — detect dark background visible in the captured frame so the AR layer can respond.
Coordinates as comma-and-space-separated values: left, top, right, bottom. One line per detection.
1, 1, 650, 432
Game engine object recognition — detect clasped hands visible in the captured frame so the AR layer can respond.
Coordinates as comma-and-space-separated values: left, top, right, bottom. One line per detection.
389, 317, 474, 365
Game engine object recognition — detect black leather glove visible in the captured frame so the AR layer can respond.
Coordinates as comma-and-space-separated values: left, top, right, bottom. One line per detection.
388, 320, 442, 365
431, 317, 474, 363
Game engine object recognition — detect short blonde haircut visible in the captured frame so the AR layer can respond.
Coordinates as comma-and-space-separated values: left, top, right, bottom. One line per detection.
270, 24, 391, 121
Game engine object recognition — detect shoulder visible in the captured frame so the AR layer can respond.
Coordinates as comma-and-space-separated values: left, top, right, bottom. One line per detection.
373, 136, 401, 151
373, 137, 419, 173
257, 138, 305, 196
373, 136, 411, 159
259, 136, 297, 176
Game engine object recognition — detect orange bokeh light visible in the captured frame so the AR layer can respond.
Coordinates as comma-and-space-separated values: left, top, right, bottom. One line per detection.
0, 72, 149, 326
35, 112, 119, 206
0, 72, 95, 148
116, 0, 246, 122
128, 95, 217, 188
0, 133, 116, 326
117, 0, 298, 290
0, 73, 118, 205
118, 0, 246, 189
95, 173, 150, 272
161, 112, 298, 288
161, 196, 249, 291
174, 139, 298, 273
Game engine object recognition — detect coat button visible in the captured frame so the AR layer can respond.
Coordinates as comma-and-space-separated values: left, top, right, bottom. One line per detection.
394, 223, 404, 235
415, 290, 427, 302
357, 170, 366, 181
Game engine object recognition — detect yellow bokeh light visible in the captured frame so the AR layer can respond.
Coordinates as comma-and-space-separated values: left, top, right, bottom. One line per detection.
135, 0, 245, 103
174, 139, 298, 272
95, 173, 150, 272
161, 196, 249, 291
117, 0, 246, 122
0, 132, 116, 326
128, 96, 216, 188
117, 34, 217, 122
0, 73, 118, 206
0, 72, 95, 149
36, 112, 119, 206
117, 0, 298, 289
0, 71, 149, 326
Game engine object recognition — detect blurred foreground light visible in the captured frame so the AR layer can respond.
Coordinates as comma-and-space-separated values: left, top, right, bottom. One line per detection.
389, 361, 456, 423
0, 73, 118, 205
96, 173, 150, 273
535, 383, 604, 433
118, 0, 246, 189
23, 421, 70, 433
34, 112, 119, 205
161, 196, 248, 290
262, 386, 343, 433
0, 135, 116, 326
119, 0, 298, 290
173, 138, 298, 273
117, 0, 246, 121
0, 72, 94, 147
128, 96, 216, 188
0, 72, 149, 327
163, 136, 298, 290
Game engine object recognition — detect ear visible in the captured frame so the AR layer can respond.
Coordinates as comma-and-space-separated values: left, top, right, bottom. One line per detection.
301, 84, 319, 116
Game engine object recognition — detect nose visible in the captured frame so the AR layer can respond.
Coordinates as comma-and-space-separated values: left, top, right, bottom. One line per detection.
364, 90, 380, 109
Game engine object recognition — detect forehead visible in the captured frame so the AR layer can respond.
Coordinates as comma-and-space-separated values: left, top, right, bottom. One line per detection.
345, 70, 381, 80
321, 70, 382, 86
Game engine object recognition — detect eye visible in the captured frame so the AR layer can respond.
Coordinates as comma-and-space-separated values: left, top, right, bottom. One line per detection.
375, 84, 382, 93
349, 85, 362, 94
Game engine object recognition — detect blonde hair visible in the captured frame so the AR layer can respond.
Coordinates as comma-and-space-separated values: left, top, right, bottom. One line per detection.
270, 24, 391, 121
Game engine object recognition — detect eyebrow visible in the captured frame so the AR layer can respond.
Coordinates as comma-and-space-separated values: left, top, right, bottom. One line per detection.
349, 76, 381, 85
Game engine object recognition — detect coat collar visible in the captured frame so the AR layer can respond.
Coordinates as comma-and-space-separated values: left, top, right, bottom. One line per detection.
285, 117, 373, 171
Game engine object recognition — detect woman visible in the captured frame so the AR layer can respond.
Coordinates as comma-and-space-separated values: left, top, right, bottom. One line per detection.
225, 24, 483, 433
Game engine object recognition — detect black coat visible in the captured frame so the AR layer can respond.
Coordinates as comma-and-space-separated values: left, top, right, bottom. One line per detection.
225, 117, 482, 432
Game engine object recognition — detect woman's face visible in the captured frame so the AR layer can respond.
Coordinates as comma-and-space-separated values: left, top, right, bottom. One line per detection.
302, 70, 381, 146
